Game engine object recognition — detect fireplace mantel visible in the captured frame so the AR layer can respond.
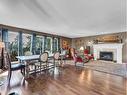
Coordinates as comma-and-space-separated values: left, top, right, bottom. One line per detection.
93, 43, 123, 63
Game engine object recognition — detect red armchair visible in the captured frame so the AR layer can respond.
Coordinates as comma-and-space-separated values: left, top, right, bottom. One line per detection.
70, 48, 89, 67
72, 54, 83, 67
84, 49, 94, 60
73, 54, 83, 63
72, 53, 88, 67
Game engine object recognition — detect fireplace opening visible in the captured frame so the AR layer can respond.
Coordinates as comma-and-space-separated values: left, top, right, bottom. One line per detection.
99, 51, 113, 61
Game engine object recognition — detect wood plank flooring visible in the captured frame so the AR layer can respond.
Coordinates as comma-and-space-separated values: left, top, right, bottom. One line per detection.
0, 65, 126, 95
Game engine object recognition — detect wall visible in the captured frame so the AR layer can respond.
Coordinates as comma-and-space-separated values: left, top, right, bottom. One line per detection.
72, 32, 127, 63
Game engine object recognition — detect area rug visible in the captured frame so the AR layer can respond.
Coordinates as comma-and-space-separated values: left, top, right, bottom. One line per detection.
83, 60, 127, 78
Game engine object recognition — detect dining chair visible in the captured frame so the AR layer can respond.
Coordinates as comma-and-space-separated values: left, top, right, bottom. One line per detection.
84, 49, 94, 60
72, 53, 89, 68
5, 52, 25, 83
45, 50, 53, 62
61, 50, 67, 66
24, 51, 38, 70
53, 52, 61, 67
34, 52, 49, 73
53, 51, 65, 74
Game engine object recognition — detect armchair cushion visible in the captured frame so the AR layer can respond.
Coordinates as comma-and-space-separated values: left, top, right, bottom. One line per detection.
73, 54, 83, 63
84, 49, 94, 60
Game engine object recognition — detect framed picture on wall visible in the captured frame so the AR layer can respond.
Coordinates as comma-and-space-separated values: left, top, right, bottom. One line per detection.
62, 40, 69, 49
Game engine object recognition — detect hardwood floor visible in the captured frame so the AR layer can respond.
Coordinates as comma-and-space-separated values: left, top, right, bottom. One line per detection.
0, 65, 126, 95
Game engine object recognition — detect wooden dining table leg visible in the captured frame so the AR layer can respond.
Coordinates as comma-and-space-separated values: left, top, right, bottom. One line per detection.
60, 55, 64, 67
26, 61, 30, 78
21, 60, 29, 78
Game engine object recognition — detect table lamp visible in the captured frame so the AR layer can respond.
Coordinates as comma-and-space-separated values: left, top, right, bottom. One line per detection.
80, 46, 84, 51
79, 46, 84, 56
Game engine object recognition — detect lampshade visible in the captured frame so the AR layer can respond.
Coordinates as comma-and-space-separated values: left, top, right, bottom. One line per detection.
80, 46, 84, 51
0, 42, 5, 48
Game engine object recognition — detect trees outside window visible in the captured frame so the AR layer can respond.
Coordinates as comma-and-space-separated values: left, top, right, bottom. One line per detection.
8, 32, 18, 61
4, 30, 60, 62
35, 36, 44, 54
22, 33, 32, 55
8, 32, 32, 61
53, 38, 58, 53
46, 37, 52, 53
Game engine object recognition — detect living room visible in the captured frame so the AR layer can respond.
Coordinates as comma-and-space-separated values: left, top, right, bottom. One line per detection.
72, 32, 127, 64
0, 0, 126, 95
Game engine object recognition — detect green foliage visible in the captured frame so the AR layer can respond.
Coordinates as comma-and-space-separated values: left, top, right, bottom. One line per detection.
23, 36, 31, 54
8, 34, 59, 61
8, 35, 18, 61
46, 38, 51, 52
9, 35, 32, 61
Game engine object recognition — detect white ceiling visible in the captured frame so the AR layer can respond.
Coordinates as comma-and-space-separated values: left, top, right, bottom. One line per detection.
0, 0, 126, 38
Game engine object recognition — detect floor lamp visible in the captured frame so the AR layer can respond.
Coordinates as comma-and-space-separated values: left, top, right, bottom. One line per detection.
0, 41, 5, 86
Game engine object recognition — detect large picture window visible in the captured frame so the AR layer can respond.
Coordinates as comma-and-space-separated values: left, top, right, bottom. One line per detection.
54, 38, 58, 52
35, 36, 44, 54
22, 33, 32, 55
8, 31, 19, 61
45, 37, 52, 53
2, 28, 60, 62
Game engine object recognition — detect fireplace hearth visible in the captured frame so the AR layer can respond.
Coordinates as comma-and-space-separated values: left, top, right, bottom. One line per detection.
99, 51, 113, 61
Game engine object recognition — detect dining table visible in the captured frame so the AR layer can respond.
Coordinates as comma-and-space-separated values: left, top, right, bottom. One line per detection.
16, 53, 65, 78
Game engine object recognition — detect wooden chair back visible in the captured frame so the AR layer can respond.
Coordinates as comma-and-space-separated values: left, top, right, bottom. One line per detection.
5, 52, 11, 71
39, 52, 48, 63
54, 52, 60, 60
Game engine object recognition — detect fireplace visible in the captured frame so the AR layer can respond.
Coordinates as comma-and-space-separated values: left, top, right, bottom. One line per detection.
93, 44, 123, 63
99, 51, 113, 61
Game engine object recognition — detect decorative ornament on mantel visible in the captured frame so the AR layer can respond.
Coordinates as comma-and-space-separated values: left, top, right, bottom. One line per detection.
93, 35, 122, 44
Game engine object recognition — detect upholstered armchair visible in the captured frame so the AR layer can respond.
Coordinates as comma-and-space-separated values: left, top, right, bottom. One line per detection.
84, 49, 94, 60
72, 53, 88, 67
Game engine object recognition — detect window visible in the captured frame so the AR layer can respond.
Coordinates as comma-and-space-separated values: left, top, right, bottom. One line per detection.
45, 37, 52, 53
22, 33, 32, 55
3, 29, 60, 62
35, 36, 44, 54
8, 31, 19, 61
54, 38, 58, 52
